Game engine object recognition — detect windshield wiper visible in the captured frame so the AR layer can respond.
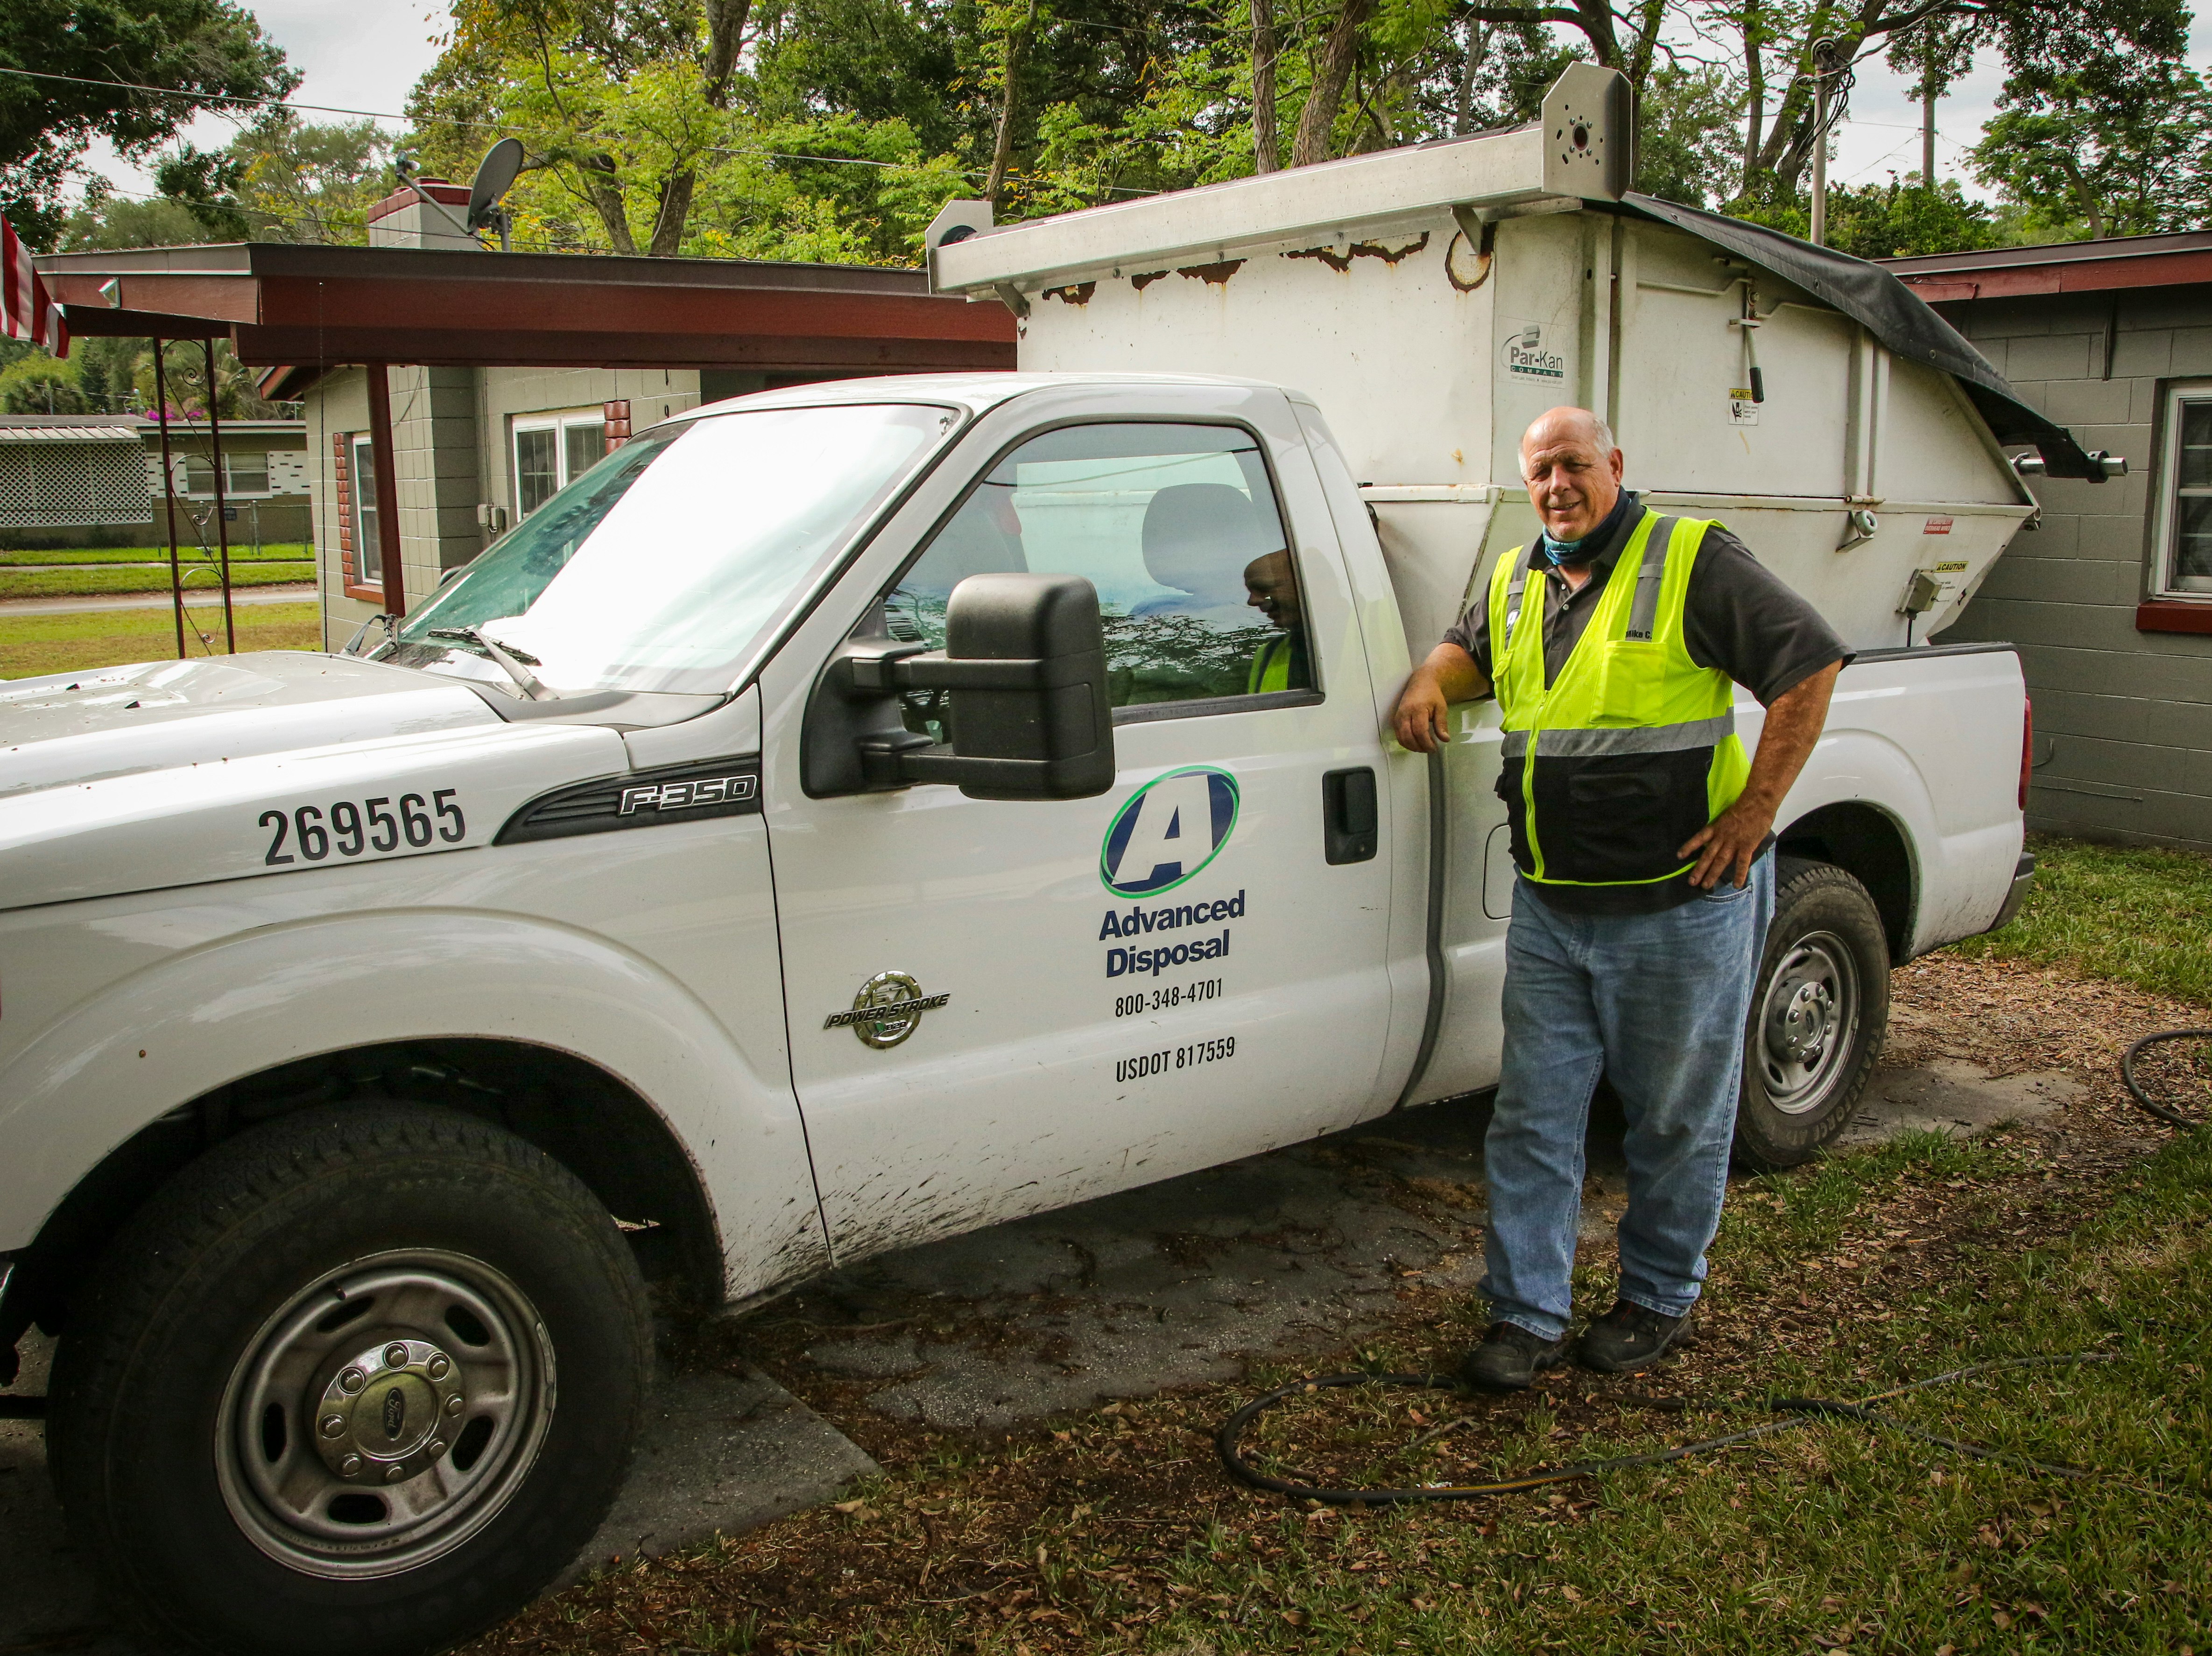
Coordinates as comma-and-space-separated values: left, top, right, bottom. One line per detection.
427, 625, 559, 701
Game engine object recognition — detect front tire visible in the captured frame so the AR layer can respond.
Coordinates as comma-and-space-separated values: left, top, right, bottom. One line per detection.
1732, 857, 1891, 1170
49, 1105, 651, 1656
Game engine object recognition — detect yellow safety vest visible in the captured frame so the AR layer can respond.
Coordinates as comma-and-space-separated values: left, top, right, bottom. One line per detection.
1247, 634, 1295, 695
1486, 509, 1751, 889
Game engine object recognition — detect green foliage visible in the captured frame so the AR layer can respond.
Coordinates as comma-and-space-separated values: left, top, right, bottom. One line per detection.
0, 351, 89, 415
1969, 63, 2212, 241
155, 116, 395, 245
1633, 63, 1743, 208
59, 179, 209, 251
0, 0, 295, 244
1731, 177, 2001, 259
1950, 834, 2212, 1008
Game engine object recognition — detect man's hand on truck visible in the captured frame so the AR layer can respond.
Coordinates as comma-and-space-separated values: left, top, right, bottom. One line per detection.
1677, 660, 1842, 889
1392, 642, 1490, 754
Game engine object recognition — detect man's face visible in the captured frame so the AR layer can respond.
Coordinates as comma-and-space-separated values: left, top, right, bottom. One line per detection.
1244, 551, 1300, 632
1521, 413, 1624, 546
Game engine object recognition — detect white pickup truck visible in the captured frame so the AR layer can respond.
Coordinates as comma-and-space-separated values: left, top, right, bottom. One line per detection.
0, 68, 2067, 1656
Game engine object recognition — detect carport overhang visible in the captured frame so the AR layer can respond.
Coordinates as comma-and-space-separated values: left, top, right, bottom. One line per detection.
34, 242, 1016, 617
35, 241, 1019, 401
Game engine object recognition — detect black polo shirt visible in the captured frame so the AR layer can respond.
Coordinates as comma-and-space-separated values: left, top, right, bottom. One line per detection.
1440, 491, 1850, 914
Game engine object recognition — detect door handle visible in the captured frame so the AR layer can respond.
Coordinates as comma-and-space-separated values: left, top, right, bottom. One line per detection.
1322, 767, 1378, 864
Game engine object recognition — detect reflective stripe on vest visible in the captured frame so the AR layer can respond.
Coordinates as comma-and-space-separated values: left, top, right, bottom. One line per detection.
1247, 634, 1293, 695
1486, 509, 1751, 888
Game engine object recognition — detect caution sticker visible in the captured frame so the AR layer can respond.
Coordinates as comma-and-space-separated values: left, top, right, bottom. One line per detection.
1729, 389, 1759, 426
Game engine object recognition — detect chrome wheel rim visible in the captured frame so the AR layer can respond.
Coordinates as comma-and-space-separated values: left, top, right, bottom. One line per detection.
1757, 931, 1861, 1116
215, 1250, 555, 1579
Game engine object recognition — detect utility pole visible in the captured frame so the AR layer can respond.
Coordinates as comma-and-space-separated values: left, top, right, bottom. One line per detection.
1810, 65, 1829, 246
1807, 38, 1853, 247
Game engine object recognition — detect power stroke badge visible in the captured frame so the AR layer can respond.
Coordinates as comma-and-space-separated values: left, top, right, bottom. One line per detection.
825, 971, 951, 1049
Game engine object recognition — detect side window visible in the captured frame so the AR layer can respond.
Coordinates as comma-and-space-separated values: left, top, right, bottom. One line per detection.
875, 423, 1313, 736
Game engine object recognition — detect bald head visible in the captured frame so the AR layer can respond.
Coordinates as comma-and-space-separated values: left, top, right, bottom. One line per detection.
1521, 407, 1624, 548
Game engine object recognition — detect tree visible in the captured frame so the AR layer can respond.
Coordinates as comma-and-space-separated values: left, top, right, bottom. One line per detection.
1701, 0, 2188, 210
1736, 174, 2000, 256
158, 116, 395, 245
1969, 63, 2212, 241
0, 351, 89, 414
0, 0, 295, 245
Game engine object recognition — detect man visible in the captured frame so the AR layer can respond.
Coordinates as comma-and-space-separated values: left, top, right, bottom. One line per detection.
1392, 407, 1848, 1390
1242, 549, 1310, 693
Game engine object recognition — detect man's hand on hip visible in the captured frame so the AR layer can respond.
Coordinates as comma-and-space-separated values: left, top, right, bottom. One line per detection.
1393, 643, 1488, 754
1679, 796, 1776, 890
1678, 660, 1843, 889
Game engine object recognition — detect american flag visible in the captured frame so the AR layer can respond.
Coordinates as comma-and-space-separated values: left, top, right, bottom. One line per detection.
1, 215, 69, 358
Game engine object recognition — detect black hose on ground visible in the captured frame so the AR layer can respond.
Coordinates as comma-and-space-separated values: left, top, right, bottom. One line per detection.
2121, 1030, 2212, 1130
1215, 1353, 2117, 1507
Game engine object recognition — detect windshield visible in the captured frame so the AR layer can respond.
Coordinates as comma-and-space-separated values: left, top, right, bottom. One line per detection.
391, 402, 954, 695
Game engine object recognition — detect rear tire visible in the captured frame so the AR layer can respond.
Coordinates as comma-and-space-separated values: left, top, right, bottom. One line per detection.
1732, 856, 1891, 1171
49, 1105, 651, 1656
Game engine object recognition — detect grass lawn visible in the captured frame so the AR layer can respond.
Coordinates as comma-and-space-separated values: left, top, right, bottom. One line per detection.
0, 561, 315, 600
0, 601, 323, 679
462, 847, 2212, 1656
0, 543, 310, 566
1952, 833, 2212, 1009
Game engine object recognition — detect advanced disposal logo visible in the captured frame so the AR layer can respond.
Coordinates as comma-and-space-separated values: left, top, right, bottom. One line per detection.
1099, 766, 1240, 898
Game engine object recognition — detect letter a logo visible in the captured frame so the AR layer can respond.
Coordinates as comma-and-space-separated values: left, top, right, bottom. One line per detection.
1099, 767, 1240, 898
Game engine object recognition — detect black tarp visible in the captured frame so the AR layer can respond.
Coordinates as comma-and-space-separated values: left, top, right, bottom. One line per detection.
1619, 193, 2102, 481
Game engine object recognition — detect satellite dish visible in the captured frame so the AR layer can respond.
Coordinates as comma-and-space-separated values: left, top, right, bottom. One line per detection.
467, 139, 525, 232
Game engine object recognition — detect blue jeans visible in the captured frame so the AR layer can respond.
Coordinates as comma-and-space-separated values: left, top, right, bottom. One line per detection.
1479, 856, 1775, 1341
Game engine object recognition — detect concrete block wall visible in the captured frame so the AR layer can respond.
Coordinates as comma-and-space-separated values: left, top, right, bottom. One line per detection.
390, 365, 482, 590
1941, 289, 2212, 852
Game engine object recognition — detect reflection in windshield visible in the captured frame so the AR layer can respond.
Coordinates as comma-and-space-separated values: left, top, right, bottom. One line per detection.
392, 402, 953, 696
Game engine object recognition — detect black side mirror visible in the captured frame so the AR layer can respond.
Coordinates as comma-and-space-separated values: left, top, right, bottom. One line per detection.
804, 572, 1116, 801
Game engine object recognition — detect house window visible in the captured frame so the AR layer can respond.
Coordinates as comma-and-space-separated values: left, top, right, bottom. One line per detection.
350, 435, 382, 585
512, 411, 607, 518
182, 452, 273, 497
2154, 382, 2212, 597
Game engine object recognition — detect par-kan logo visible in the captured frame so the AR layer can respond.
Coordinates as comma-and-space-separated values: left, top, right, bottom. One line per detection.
1099, 766, 1240, 898
1500, 320, 1566, 381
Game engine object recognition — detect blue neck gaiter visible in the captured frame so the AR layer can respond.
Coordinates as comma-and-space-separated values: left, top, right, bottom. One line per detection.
1540, 491, 1636, 568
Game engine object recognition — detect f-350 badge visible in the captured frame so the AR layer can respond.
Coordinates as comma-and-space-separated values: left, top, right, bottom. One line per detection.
824, 971, 950, 1049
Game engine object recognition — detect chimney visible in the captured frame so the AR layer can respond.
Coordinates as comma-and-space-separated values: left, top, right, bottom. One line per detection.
366, 178, 480, 250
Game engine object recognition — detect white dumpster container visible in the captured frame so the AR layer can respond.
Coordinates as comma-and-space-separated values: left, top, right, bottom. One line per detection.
931, 67, 2113, 653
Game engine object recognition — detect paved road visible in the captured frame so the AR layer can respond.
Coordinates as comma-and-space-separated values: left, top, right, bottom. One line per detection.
0, 1055, 2078, 1653
0, 583, 317, 615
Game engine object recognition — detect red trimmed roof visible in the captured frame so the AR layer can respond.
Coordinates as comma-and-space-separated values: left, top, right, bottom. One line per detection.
1880, 231, 2212, 302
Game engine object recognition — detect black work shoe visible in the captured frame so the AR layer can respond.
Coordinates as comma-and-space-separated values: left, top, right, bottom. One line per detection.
1575, 1299, 1695, 1374
1460, 1321, 1570, 1391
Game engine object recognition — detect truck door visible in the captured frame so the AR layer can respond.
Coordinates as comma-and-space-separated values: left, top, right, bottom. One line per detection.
759, 388, 1401, 1262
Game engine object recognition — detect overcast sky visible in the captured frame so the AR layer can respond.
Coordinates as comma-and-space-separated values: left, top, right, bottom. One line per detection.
74, 2, 2212, 214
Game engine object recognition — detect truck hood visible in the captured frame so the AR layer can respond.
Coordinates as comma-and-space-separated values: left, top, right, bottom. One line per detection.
0, 653, 500, 801
0, 653, 633, 913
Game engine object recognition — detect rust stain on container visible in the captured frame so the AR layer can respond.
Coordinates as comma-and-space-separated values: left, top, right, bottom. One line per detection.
1446, 221, 1497, 293
1130, 270, 1170, 291
1043, 282, 1097, 306
1176, 260, 1246, 286
1283, 232, 1432, 273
